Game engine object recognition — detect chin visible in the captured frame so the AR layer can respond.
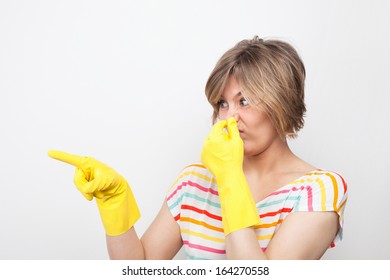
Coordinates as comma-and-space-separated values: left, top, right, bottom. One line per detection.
243, 146, 256, 157
243, 143, 264, 157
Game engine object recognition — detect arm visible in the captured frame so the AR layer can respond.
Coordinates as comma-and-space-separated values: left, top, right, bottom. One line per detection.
141, 201, 183, 259
107, 201, 182, 260
225, 211, 339, 259
200, 120, 340, 259
106, 227, 144, 259
48, 150, 182, 259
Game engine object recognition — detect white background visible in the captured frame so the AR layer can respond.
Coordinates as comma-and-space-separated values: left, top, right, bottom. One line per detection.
0, 0, 389, 260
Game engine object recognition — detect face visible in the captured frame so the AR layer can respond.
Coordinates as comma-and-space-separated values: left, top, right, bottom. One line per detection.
217, 75, 280, 157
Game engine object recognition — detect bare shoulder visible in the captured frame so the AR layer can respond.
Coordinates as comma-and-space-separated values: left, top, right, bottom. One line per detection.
273, 157, 317, 187
290, 156, 317, 174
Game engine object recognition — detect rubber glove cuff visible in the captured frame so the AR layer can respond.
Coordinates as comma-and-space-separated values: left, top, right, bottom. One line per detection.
216, 171, 261, 235
96, 184, 140, 236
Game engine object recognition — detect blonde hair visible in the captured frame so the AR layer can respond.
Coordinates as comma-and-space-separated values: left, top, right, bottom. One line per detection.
205, 36, 306, 138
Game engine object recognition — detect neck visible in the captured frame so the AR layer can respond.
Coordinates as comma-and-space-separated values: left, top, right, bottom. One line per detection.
243, 138, 295, 178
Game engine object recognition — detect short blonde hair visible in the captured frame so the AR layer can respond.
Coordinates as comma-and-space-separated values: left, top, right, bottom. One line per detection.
205, 36, 306, 138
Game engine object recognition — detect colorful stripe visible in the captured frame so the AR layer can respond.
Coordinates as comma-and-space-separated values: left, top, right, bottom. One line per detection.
166, 164, 348, 260
167, 179, 218, 201
183, 240, 226, 254
181, 229, 225, 243
181, 204, 222, 221
180, 217, 224, 233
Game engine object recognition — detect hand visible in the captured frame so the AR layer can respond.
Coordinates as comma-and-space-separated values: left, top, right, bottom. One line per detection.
48, 150, 140, 236
201, 117, 244, 178
201, 118, 261, 235
48, 150, 127, 201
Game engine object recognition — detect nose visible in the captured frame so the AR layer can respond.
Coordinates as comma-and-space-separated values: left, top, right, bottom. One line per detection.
218, 104, 241, 122
226, 107, 240, 122
233, 112, 240, 122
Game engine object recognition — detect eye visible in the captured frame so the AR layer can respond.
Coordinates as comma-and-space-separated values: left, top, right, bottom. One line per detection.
217, 99, 228, 109
239, 97, 249, 107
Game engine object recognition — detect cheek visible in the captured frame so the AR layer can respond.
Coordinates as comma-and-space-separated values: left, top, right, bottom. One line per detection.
242, 131, 273, 156
217, 110, 229, 121
241, 110, 269, 133
241, 113, 278, 154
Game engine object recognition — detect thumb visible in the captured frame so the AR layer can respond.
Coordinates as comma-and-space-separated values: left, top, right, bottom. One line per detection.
74, 168, 93, 201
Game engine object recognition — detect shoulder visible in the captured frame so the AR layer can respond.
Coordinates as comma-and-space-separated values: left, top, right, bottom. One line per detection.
173, 163, 215, 184
290, 169, 347, 190
166, 163, 216, 195
166, 163, 218, 217
306, 169, 348, 195
292, 169, 348, 212
285, 169, 348, 248
179, 163, 211, 175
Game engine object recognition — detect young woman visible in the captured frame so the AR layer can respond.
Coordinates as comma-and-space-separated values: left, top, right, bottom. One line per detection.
49, 36, 348, 260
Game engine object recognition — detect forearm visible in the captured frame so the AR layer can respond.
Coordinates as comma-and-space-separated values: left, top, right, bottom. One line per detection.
106, 227, 145, 259
225, 228, 267, 259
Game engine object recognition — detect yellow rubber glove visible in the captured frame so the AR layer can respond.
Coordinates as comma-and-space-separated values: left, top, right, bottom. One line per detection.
201, 117, 261, 235
48, 150, 140, 236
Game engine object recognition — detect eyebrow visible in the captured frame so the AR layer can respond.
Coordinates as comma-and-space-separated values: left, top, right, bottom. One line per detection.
220, 91, 243, 99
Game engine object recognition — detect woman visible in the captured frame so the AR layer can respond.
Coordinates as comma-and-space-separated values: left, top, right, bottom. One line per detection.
49, 36, 348, 260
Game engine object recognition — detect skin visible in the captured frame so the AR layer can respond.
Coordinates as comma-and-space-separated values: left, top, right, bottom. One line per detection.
106, 75, 339, 260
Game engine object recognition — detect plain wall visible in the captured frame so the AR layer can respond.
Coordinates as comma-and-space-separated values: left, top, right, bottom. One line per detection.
1, 0, 389, 259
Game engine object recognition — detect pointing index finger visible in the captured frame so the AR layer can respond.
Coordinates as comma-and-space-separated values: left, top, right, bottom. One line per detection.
48, 150, 86, 167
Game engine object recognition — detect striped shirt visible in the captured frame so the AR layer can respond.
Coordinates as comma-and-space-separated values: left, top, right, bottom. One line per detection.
166, 163, 348, 260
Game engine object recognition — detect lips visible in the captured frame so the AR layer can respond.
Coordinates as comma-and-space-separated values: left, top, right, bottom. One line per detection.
237, 125, 244, 136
